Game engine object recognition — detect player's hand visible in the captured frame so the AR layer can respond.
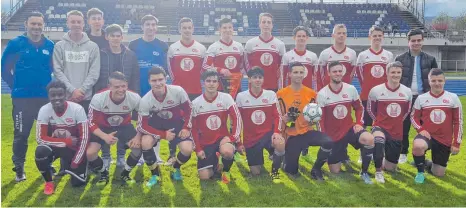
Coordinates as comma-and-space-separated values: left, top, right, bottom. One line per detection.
272, 133, 285, 144
165, 128, 176, 141
71, 89, 85, 102
451, 146, 460, 155
103, 131, 118, 145
219, 68, 232, 77
70, 136, 79, 147
353, 124, 364, 133
127, 137, 141, 149
281, 115, 290, 123
178, 128, 190, 139
196, 151, 206, 159
419, 130, 431, 140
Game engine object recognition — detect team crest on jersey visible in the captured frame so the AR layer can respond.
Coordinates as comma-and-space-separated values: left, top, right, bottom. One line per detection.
260, 53, 273, 66
153, 51, 160, 56
206, 115, 221, 130
371, 65, 385, 78
430, 109, 446, 124
381, 56, 387, 61
333, 104, 348, 119
225, 56, 237, 69
52, 129, 71, 138
251, 110, 266, 125
108, 115, 124, 126
386, 103, 401, 117
180, 58, 194, 71
342, 94, 348, 98
42, 49, 50, 55
157, 110, 173, 119
167, 100, 174, 105
306, 58, 311, 61
443, 99, 450, 104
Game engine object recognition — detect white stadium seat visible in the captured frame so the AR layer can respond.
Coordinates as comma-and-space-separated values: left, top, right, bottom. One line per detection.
69, 3, 75, 7
63, 3, 69, 7
46, 10, 51, 14
357, 10, 361, 14
58, 2, 63, 7
58, 27, 64, 32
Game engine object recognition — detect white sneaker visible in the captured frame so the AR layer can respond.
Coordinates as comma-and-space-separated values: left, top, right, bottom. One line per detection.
375, 171, 385, 183
137, 158, 145, 166
398, 154, 408, 164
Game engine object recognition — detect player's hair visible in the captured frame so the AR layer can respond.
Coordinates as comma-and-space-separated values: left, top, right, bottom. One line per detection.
201, 71, 219, 81
141, 15, 159, 25
26, 11, 44, 23
407, 28, 424, 40
259, 13, 273, 23
386, 61, 403, 74
109, 71, 128, 82
332, 24, 346, 34
369, 25, 384, 35
46, 81, 67, 93
148, 66, 167, 78
328, 61, 343, 72
86, 8, 104, 19
67, 10, 84, 19
218, 17, 232, 28
178, 17, 193, 28
105, 24, 123, 36
247, 66, 265, 78
293, 26, 310, 37
428, 68, 444, 79
289, 62, 305, 72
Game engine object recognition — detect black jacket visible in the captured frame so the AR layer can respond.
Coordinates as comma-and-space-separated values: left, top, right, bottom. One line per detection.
95, 45, 140, 94
395, 50, 438, 93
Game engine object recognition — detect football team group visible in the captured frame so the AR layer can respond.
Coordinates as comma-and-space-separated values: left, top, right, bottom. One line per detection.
1, 7, 463, 196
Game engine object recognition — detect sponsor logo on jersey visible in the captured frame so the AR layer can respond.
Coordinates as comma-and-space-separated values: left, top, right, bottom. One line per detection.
108, 115, 124, 126
192, 48, 199, 53
66, 118, 74, 123
430, 109, 446, 124
342, 94, 348, 98
123, 106, 129, 110
42, 49, 50, 55
251, 110, 266, 125
371, 65, 385, 78
344, 55, 349, 60
443, 99, 450, 104
333, 104, 348, 119
157, 111, 173, 119
167, 100, 174, 104
262, 99, 268, 103
180, 58, 194, 71
206, 115, 221, 130
217, 103, 223, 108
260, 53, 273, 66
153, 51, 160, 56
381, 56, 387, 61
225, 56, 237, 69
399, 93, 405, 97
386, 103, 401, 117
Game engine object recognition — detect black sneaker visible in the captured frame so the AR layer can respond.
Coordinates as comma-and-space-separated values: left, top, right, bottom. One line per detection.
120, 170, 135, 185
97, 169, 109, 185
271, 171, 281, 183
13, 167, 26, 182
301, 148, 309, 156
311, 169, 325, 181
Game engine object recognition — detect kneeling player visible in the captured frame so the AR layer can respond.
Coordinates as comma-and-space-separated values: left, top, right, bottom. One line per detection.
35, 81, 89, 195
86, 72, 142, 185
411, 68, 463, 183
236, 67, 285, 182
317, 61, 375, 184
367, 61, 412, 183
191, 71, 243, 184
137, 66, 194, 186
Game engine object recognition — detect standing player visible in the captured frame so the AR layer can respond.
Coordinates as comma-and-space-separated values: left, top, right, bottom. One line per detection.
316, 61, 375, 184
245, 13, 286, 91
1, 12, 54, 182
86, 8, 108, 49
236, 67, 285, 183
191, 71, 243, 184
137, 66, 194, 186
202, 18, 245, 98
277, 62, 333, 181
35, 81, 89, 195
317, 24, 357, 91
411, 68, 462, 183
168, 17, 206, 100
86, 72, 142, 185
367, 61, 412, 183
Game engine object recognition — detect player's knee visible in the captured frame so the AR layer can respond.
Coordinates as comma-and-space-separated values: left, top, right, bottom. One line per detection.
35, 145, 52, 160
250, 166, 261, 175
220, 143, 235, 159
328, 164, 341, 174
273, 140, 285, 152
412, 139, 427, 156
70, 177, 87, 187
198, 169, 212, 180
141, 135, 155, 149
178, 141, 194, 156
322, 137, 334, 150
360, 132, 374, 146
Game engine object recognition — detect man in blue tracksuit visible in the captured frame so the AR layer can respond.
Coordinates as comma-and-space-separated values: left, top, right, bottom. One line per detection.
1, 12, 55, 182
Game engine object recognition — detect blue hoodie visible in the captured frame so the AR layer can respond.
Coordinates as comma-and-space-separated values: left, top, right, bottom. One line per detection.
1, 34, 54, 98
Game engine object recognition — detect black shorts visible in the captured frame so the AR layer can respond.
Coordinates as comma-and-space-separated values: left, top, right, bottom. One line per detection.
414, 135, 451, 167
148, 118, 193, 146
197, 137, 234, 171
372, 126, 402, 164
90, 124, 137, 147
328, 128, 365, 165
245, 132, 274, 166
40, 145, 88, 184
361, 100, 373, 127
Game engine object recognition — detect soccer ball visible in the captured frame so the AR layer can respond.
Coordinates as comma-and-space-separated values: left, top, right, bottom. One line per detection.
303, 103, 322, 123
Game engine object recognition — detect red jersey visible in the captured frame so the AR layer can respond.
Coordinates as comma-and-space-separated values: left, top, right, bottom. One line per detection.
245, 36, 286, 90
356, 48, 394, 101
282, 49, 318, 89
317, 46, 357, 90
411, 90, 463, 148
191, 92, 242, 152
236, 89, 282, 148
317, 83, 364, 141
167, 40, 206, 94
367, 83, 413, 139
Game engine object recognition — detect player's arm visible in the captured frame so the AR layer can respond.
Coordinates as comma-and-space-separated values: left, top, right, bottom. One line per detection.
316, 91, 326, 132
278, 44, 286, 89
190, 110, 203, 153
227, 102, 243, 145
1, 40, 19, 88
166, 46, 175, 80
451, 95, 463, 148
71, 107, 90, 168
80, 45, 100, 94
316, 54, 326, 91
410, 97, 425, 133
402, 92, 413, 120
136, 99, 165, 139
366, 88, 377, 120
88, 98, 118, 144
355, 53, 364, 86
271, 94, 283, 134
243, 41, 252, 72
202, 45, 221, 73
351, 88, 364, 126
53, 44, 76, 94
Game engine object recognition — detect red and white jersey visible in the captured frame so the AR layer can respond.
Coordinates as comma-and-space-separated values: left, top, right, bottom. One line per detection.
137, 85, 192, 139
36, 101, 88, 167
236, 89, 282, 148
167, 40, 206, 94
202, 40, 245, 74
282, 49, 318, 89
367, 83, 412, 139
317, 46, 357, 90
317, 83, 364, 142
356, 48, 394, 101
245, 36, 286, 90
411, 91, 463, 148
191, 92, 242, 152
88, 90, 141, 132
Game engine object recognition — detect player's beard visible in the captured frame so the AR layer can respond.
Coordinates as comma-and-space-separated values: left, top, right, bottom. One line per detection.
331, 79, 342, 84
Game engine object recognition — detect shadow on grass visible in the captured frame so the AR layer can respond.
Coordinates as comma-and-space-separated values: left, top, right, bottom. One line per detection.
9, 176, 43, 207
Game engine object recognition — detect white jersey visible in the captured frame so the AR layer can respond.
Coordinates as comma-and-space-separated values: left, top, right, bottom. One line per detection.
202, 40, 245, 74
317, 46, 357, 90
282, 49, 318, 89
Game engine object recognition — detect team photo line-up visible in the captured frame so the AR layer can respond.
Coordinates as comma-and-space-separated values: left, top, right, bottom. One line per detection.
1, 7, 463, 196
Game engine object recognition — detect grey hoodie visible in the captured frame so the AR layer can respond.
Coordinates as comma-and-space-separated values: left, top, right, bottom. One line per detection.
53, 32, 100, 100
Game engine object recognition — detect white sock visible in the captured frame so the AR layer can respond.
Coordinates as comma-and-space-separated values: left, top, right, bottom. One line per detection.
153, 143, 162, 162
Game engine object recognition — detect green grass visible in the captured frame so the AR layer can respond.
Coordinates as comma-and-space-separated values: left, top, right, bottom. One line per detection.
2, 94, 466, 207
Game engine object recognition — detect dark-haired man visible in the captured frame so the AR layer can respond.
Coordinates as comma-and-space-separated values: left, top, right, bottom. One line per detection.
86, 8, 108, 49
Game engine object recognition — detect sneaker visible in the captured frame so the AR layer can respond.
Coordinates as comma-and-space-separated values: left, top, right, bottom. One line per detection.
171, 168, 183, 181
116, 157, 126, 168
343, 160, 355, 173
164, 157, 177, 166
137, 158, 145, 166
301, 148, 309, 156
310, 169, 325, 181
44, 182, 54, 195
156, 160, 165, 165
375, 171, 385, 183
360, 172, 373, 184
415, 172, 425, 184
97, 169, 109, 185
146, 175, 160, 187
270, 172, 281, 183
13, 167, 26, 182
120, 171, 135, 185
398, 154, 408, 164
221, 172, 231, 184
55, 169, 66, 177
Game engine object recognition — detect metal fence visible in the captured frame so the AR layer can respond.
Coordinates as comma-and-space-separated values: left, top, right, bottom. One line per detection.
439, 60, 466, 74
